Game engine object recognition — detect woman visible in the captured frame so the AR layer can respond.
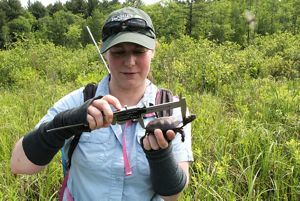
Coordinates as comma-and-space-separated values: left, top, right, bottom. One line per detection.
10, 7, 193, 201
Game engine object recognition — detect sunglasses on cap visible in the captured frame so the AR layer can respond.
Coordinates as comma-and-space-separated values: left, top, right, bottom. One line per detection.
102, 18, 155, 41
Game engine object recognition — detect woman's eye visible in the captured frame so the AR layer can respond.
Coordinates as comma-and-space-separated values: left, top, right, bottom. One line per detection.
111, 51, 125, 55
110, 48, 147, 56
133, 49, 147, 54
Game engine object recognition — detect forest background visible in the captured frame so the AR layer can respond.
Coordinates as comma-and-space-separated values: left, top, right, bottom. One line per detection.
0, 0, 299, 200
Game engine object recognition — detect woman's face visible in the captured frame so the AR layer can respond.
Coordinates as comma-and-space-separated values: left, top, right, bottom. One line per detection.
104, 43, 154, 90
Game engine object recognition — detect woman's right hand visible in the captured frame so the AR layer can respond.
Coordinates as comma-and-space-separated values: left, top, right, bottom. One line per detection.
87, 95, 122, 130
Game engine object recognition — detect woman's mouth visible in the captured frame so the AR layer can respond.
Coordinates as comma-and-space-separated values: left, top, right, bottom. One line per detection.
122, 72, 136, 75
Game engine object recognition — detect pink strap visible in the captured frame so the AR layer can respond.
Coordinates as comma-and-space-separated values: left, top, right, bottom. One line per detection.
155, 89, 162, 104
66, 187, 74, 201
58, 171, 74, 201
144, 112, 156, 117
122, 121, 132, 176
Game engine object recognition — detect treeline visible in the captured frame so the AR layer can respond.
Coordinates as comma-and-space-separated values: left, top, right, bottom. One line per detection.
0, 0, 299, 49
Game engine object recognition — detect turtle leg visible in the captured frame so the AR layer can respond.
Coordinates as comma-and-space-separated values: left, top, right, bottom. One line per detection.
182, 114, 196, 127
178, 129, 185, 142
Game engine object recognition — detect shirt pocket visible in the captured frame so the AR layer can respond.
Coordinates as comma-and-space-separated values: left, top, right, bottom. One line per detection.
72, 128, 116, 170
79, 128, 112, 144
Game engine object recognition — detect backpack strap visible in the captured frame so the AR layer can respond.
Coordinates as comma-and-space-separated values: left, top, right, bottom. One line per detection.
67, 83, 98, 169
155, 88, 173, 117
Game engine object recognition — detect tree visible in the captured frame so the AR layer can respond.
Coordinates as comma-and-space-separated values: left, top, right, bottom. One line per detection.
0, 9, 7, 48
124, 0, 144, 8
82, 8, 106, 46
190, 0, 209, 39
144, 2, 187, 42
0, 0, 23, 20
255, 0, 280, 35
202, 0, 233, 43
230, 1, 247, 45
34, 15, 52, 40
86, 0, 99, 17
45, 10, 84, 46
64, 24, 82, 48
8, 15, 31, 34
22, 10, 36, 28
28, 1, 47, 19
7, 15, 32, 43
98, 0, 122, 16
0, 25, 10, 48
0, 0, 24, 47
291, 0, 300, 34
65, 0, 88, 17
47, 1, 65, 16
186, 0, 193, 36
0, 8, 7, 28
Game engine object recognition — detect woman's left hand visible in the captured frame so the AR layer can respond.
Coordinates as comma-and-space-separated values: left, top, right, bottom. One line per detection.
142, 129, 175, 151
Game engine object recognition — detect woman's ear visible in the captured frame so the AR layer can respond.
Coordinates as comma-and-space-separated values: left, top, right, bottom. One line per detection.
103, 52, 108, 61
102, 49, 105, 57
151, 50, 155, 59
151, 41, 159, 59
102, 52, 110, 72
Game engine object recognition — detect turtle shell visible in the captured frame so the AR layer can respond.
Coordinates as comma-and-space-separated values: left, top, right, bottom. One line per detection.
145, 116, 182, 133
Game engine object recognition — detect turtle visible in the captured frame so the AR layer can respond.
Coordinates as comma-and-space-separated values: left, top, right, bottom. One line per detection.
145, 114, 196, 142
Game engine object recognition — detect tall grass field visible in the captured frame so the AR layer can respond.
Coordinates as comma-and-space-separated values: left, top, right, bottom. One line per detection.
1, 33, 299, 200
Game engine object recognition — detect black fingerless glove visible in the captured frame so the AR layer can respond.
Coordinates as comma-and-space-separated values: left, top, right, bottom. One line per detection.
143, 145, 187, 196
22, 97, 98, 166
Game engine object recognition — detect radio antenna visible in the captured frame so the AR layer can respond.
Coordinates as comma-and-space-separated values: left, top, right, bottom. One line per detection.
86, 26, 110, 73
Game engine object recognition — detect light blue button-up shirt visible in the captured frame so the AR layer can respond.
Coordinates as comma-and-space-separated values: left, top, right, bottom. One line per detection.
37, 75, 193, 201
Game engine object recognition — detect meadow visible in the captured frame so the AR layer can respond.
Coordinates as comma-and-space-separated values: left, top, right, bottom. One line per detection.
0, 32, 299, 200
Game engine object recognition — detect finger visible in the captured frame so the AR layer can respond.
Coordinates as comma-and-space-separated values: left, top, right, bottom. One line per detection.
87, 104, 105, 128
87, 114, 97, 130
165, 130, 176, 141
154, 129, 169, 149
90, 100, 113, 125
101, 95, 122, 110
142, 136, 151, 151
148, 134, 160, 150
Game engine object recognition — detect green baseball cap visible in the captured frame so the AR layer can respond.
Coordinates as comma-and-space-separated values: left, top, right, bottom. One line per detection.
100, 7, 156, 53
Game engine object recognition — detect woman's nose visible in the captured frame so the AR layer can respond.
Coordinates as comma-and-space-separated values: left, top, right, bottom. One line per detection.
124, 53, 136, 67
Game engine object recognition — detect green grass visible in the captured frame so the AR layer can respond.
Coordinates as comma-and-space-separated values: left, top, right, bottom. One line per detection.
0, 35, 299, 200
184, 78, 300, 200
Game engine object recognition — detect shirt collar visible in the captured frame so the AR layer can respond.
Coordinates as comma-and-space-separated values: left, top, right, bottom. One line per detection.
136, 79, 157, 107
95, 75, 158, 107
95, 75, 110, 97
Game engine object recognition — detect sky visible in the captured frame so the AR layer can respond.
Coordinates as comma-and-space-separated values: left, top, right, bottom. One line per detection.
20, 0, 160, 7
